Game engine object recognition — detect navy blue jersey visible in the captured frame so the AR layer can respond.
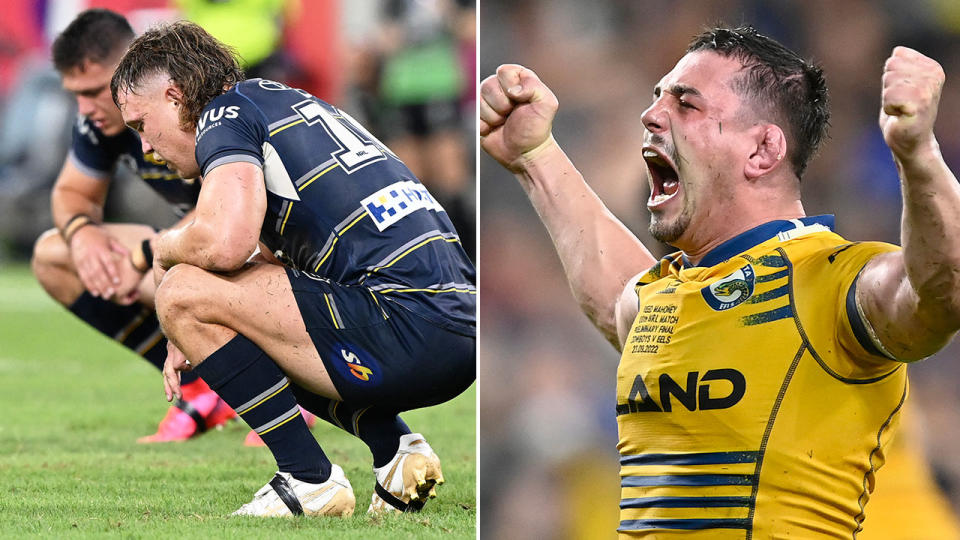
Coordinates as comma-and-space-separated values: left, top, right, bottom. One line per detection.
194, 79, 475, 335
69, 115, 200, 215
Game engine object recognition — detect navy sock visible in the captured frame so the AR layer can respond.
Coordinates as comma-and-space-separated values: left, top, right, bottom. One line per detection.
68, 292, 192, 377
194, 333, 330, 483
291, 385, 411, 468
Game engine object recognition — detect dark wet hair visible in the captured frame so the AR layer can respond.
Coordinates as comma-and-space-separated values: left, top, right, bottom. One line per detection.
110, 21, 245, 129
52, 9, 134, 73
688, 25, 830, 178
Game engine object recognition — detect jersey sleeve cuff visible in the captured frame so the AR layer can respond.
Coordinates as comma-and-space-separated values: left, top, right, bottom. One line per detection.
202, 154, 263, 177
67, 150, 111, 180
845, 271, 901, 362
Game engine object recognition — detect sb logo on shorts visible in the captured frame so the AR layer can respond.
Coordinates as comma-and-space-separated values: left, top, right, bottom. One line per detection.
336, 344, 381, 385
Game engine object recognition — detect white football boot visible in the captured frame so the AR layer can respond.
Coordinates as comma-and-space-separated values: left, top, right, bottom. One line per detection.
368, 433, 444, 514
233, 464, 355, 517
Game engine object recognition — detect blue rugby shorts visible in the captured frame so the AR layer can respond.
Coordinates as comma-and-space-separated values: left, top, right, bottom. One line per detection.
285, 267, 475, 411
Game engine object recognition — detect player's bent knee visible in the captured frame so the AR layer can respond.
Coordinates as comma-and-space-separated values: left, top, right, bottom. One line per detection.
155, 264, 225, 334
155, 264, 206, 329
30, 228, 68, 283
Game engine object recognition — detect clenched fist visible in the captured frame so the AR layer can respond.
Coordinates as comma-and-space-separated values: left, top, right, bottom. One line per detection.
479, 64, 559, 172
880, 46, 945, 161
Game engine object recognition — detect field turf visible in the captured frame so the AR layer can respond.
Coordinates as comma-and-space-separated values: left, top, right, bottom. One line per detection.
0, 264, 476, 538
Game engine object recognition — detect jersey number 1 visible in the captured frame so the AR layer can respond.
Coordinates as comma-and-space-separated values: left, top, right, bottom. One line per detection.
292, 100, 395, 173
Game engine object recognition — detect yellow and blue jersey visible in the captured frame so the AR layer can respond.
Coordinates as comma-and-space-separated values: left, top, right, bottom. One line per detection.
69, 115, 200, 215
617, 216, 906, 538
194, 79, 475, 335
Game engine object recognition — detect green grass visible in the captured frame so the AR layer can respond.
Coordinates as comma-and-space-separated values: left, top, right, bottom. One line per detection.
0, 264, 476, 539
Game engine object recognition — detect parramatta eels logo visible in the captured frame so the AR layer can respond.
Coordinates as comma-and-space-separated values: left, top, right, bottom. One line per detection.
335, 344, 381, 385
701, 264, 755, 311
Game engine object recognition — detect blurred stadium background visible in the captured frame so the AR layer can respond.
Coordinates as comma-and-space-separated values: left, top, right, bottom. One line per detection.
479, 1, 960, 538
0, 0, 475, 260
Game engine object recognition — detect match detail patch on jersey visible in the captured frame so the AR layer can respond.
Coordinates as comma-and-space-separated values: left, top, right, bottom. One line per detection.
362, 180, 445, 231
701, 264, 756, 311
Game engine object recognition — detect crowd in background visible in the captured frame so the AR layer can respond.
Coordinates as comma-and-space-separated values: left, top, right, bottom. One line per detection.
480, 0, 960, 538
0, 0, 475, 259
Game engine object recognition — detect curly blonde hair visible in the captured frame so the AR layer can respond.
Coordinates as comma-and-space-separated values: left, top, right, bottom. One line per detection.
111, 21, 245, 130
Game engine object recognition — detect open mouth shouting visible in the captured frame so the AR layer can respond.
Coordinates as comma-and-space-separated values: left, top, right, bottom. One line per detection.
643, 145, 681, 209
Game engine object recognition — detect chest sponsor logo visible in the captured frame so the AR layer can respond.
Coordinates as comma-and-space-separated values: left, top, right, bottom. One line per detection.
617, 369, 746, 414
198, 106, 240, 130
362, 180, 445, 231
196, 105, 241, 141
701, 264, 755, 311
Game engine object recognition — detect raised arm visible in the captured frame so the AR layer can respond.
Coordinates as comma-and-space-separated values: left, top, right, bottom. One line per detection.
480, 64, 656, 347
153, 162, 265, 274
857, 47, 960, 361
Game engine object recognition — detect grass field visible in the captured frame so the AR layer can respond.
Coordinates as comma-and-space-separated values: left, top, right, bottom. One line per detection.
0, 263, 476, 539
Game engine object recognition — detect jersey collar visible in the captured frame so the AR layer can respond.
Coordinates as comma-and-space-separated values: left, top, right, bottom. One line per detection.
681, 215, 835, 268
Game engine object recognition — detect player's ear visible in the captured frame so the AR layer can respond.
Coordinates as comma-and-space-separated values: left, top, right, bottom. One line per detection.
745, 124, 787, 180
164, 85, 185, 108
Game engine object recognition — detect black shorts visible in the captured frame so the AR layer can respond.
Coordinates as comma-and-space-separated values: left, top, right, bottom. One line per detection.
285, 268, 475, 411
378, 100, 462, 140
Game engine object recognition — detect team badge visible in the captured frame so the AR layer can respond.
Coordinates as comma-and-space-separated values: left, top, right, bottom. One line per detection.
334, 343, 381, 385
701, 264, 755, 311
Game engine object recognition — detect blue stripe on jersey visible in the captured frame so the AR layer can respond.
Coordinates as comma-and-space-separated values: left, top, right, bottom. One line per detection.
620, 451, 758, 467
746, 284, 790, 304
618, 518, 751, 531
620, 496, 752, 509
621, 474, 753, 487
845, 273, 892, 360
755, 254, 788, 268
741, 305, 794, 326
755, 268, 788, 283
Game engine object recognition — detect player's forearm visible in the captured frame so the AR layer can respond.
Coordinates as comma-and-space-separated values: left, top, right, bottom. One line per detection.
155, 219, 255, 272
897, 143, 960, 330
51, 183, 104, 231
134, 210, 194, 270
515, 141, 656, 342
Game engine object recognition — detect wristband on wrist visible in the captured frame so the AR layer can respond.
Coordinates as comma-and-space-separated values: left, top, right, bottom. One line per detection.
61, 214, 95, 245
131, 238, 154, 272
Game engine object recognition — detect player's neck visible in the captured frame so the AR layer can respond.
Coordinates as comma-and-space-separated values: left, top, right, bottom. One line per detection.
680, 198, 805, 266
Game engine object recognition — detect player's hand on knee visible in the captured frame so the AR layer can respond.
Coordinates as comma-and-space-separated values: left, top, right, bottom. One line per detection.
108, 248, 146, 306
162, 341, 191, 402
479, 64, 559, 172
880, 46, 945, 162
70, 227, 127, 299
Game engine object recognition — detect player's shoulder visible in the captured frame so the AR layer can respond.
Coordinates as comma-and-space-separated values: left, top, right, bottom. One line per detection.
786, 231, 899, 265
200, 83, 259, 120
195, 83, 271, 145
73, 113, 99, 142
70, 113, 142, 175
784, 231, 899, 284
635, 252, 683, 289
72, 113, 131, 148
230, 78, 332, 116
